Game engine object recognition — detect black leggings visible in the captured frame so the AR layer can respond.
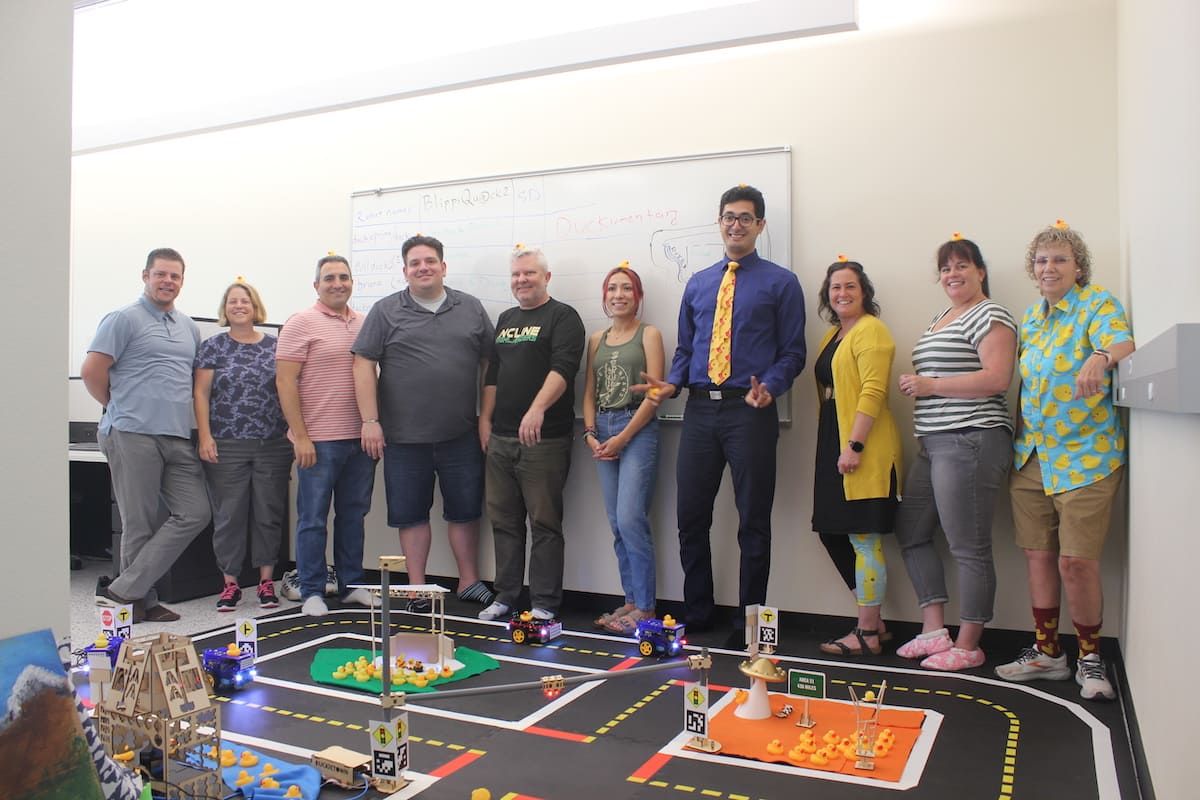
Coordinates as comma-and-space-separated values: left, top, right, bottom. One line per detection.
819, 532, 857, 591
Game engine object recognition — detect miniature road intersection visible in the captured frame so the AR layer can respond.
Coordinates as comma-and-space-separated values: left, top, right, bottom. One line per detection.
187, 608, 1127, 800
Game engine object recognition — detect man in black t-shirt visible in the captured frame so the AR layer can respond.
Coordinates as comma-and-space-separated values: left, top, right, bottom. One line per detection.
478, 246, 585, 621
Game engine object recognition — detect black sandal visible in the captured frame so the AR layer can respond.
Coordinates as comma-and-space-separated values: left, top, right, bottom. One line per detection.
819, 627, 882, 656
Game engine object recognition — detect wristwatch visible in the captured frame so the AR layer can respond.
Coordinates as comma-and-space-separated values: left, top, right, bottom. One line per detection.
849, 440, 864, 453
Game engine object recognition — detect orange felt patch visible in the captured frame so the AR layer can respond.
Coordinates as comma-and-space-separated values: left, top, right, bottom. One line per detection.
708, 691, 925, 782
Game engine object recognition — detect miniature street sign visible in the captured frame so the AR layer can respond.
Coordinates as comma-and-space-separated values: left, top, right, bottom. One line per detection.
235, 618, 258, 657
681, 681, 721, 753
369, 715, 408, 792
788, 668, 826, 728
114, 604, 133, 639
756, 605, 779, 651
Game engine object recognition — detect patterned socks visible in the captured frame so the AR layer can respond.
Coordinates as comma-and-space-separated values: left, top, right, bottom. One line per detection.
1032, 606, 1062, 657
1073, 619, 1102, 657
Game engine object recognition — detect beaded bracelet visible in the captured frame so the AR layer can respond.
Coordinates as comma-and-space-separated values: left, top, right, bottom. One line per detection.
582, 428, 598, 440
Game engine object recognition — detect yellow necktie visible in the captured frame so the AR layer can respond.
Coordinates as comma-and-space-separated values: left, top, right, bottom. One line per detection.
707, 260, 739, 385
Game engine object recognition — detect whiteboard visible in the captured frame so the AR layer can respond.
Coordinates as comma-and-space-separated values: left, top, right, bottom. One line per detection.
350, 147, 793, 421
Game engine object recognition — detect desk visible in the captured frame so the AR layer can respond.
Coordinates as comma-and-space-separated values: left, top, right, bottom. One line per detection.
68, 444, 290, 603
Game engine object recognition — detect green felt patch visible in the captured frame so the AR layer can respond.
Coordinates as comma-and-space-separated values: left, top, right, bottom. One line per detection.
310, 646, 499, 694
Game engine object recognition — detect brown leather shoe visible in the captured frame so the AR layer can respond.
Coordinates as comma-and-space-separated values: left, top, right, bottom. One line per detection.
142, 604, 181, 622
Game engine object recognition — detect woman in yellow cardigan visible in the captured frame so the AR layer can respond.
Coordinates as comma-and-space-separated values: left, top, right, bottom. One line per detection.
813, 258, 903, 656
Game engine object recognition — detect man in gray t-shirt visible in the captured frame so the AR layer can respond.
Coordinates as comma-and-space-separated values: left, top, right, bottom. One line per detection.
352, 235, 496, 609
81, 248, 210, 622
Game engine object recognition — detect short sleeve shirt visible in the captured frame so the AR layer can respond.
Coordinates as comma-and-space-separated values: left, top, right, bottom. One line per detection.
195, 332, 288, 440
88, 294, 201, 438
1014, 283, 1133, 494
276, 302, 363, 442
352, 288, 494, 444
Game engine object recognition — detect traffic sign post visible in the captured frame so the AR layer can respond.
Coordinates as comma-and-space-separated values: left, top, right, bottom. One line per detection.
788, 668, 826, 728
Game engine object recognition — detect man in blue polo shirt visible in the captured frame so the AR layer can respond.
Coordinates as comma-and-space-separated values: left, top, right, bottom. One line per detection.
642, 185, 806, 641
82, 247, 211, 622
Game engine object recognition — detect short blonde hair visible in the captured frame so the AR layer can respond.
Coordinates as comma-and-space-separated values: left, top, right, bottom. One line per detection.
217, 281, 267, 326
1024, 224, 1092, 287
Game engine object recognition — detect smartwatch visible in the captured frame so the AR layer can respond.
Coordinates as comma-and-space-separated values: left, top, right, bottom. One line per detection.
849, 440, 865, 453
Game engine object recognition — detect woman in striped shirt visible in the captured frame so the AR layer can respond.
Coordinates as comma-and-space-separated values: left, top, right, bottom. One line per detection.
893, 235, 1017, 671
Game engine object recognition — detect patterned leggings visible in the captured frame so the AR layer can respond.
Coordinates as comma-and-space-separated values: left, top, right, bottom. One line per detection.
850, 533, 886, 607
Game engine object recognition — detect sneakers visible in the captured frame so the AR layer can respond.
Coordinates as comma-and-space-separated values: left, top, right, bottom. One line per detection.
216, 583, 242, 612
280, 566, 339, 601
342, 588, 380, 608
478, 601, 512, 621
457, 580, 496, 605
406, 598, 432, 613
301, 596, 329, 617
530, 607, 556, 620
1076, 653, 1116, 701
921, 646, 985, 672
897, 628, 954, 659
994, 646, 1071, 682
257, 580, 279, 608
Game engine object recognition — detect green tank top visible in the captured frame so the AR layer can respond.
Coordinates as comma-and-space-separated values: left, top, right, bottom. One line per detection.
594, 323, 648, 410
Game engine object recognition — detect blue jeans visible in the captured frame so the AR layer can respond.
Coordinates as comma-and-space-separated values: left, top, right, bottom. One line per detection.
894, 427, 1011, 624
595, 410, 659, 611
295, 439, 377, 600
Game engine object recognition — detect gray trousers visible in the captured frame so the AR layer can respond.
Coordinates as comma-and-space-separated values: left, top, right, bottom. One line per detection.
894, 427, 1012, 624
99, 428, 211, 607
203, 437, 293, 577
485, 434, 572, 612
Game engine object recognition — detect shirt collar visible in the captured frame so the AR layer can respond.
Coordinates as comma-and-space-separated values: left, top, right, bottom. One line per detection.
1034, 282, 1082, 321
137, 293, 174, 321
313, 300, 357, 320
722, 250, 761, 270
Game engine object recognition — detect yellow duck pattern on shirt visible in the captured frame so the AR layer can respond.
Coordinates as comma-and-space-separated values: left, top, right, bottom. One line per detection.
1014, 284, 1133, 495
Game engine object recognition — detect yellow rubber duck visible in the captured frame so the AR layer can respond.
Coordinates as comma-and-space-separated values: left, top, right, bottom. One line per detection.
810, 750, 829, 766
520, 610, 533, 622
113, 748, 136, 763
206, 745, 218, 760
94, 634, 110, 648
220, 749, 236, 768
766, 738, 784, 755
440, 665, 454, 679
260, 776, 280, 789
787, 745, 808, 763
798, 738, 817, 754
471, 790, 492, 800
239, 751, 258, 768
284, 787, 303, 798
733, 689, 748, 704
226, 643, 242, 657
411, 675, 429, 688
235, 770, 254, 787
354, 670, 371, 683
261, 763, 278, 775
822, 729, 840, 745
662, 614, 676, 626
863, 690, 876, 702
333, 667, 348, 680
391, 672, 405, 686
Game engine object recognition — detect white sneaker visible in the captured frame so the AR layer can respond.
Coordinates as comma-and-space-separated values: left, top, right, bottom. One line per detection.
280, 569, 302, 601
1076, 653, 1116, 700
342, 588, 380, 608
301, 596, 329, 617
478, 601, 512, 621
994, 646, 1070, 682
325, 565, 339, 596
530, 607, 555, 620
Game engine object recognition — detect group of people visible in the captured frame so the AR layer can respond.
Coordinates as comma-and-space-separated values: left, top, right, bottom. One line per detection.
82, 184, 1133, 704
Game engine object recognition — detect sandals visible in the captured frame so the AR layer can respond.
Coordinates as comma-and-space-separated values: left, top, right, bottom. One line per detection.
594, 603, 635, 629
819, 628, 883, 657
602, 608, 654, 634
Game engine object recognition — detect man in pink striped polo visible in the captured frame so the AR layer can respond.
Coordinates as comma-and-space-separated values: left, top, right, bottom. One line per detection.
276, 254, 380, 617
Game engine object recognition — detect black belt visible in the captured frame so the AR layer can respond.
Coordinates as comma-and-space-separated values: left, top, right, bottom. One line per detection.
690, 386, 749, 400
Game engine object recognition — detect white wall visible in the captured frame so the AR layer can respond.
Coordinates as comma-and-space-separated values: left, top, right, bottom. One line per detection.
1117, 0, 1200, 795
1, 0, 73, 641
70, 2, 1124, 633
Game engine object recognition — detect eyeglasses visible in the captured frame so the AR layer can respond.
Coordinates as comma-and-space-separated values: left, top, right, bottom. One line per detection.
719, 213, 760, 227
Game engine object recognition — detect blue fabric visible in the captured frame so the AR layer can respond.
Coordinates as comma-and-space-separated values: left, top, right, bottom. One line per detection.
89, 294, 201, 437
195, 332, 288, 440
295, 439, 377, 599
383, 428, 484, 527
595, 409, 659, 610
666, 250, 807, 395
216, 745, 323, 799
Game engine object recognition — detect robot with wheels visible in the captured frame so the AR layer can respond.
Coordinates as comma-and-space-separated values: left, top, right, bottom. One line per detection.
508, 610, 563, 644
635, 615, 687, 657
201, 643, 257, 691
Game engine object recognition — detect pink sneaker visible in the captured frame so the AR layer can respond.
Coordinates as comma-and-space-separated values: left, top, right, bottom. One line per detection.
921, 646, 985, 672
896, 628, 953, 659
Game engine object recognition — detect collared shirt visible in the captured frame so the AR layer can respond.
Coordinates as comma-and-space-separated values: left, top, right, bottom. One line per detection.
276, 301, 363, 442
666, 250, 806, 394
352, 287, 494, 444
1014, 283, 1133, 494
89, 294, 201, 437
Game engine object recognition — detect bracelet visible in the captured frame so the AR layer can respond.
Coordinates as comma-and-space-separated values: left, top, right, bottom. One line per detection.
582, 428, 598, 440
1091, 349, 1112, 368
362, 418, 379, 424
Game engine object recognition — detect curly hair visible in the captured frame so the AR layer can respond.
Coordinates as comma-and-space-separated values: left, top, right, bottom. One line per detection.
817, 260, 880, 325
1024, 224, 1092, 287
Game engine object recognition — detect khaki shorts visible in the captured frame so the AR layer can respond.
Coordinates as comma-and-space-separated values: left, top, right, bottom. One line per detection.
1009, 456, 1124, 560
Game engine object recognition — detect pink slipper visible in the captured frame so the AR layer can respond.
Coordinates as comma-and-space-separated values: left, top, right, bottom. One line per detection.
897, 628, 953, 659
921, 646, 985, 672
